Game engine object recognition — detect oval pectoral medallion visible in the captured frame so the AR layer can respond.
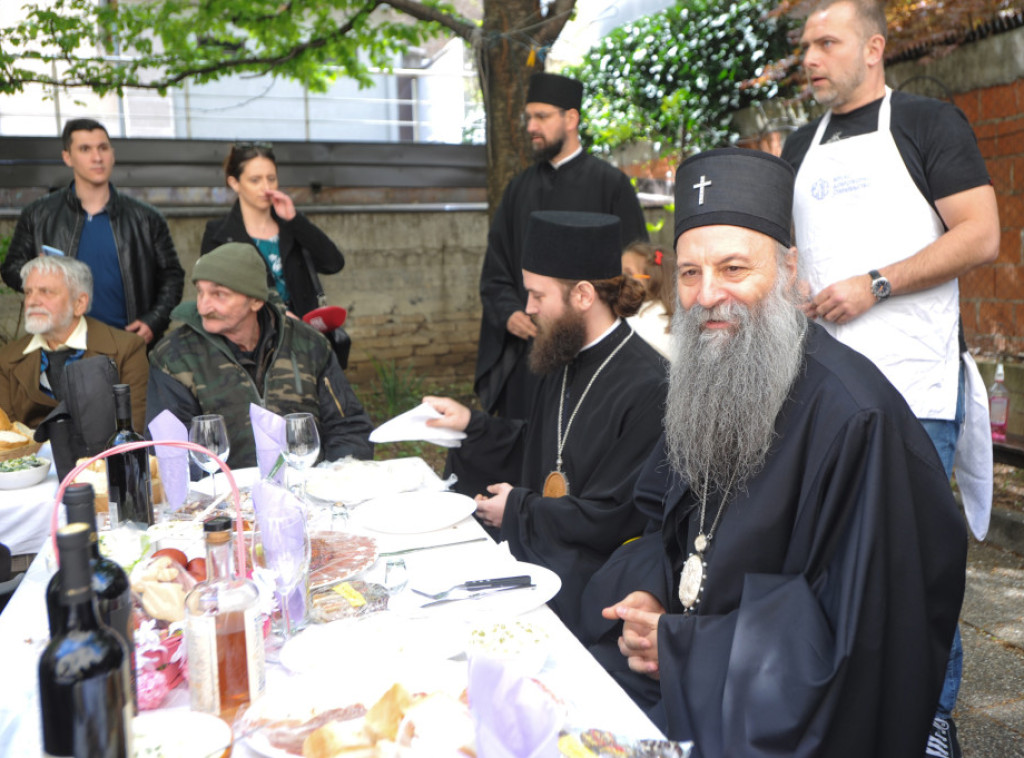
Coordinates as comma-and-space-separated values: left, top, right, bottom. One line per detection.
678, 553, 705, 610
543, 470, 569, 498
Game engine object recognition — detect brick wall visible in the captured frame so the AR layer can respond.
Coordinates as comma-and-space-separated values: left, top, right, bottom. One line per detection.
955, 78, 1024, 357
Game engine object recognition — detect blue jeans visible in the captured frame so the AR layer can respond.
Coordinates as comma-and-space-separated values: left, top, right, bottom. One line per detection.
918, 362, 966, 720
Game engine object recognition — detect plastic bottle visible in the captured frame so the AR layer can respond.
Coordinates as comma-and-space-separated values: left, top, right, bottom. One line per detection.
989, 362, 1010, 442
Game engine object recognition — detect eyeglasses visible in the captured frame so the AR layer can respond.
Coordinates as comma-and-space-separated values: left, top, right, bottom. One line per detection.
519, 108, 566, 128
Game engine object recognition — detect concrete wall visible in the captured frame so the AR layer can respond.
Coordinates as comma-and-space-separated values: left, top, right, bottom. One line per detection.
0, 206, 675, 395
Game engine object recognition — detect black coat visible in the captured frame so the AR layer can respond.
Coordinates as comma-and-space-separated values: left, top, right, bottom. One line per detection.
3, 183, 185, 342
581, 324, 966, 757
200, 202, 344, 317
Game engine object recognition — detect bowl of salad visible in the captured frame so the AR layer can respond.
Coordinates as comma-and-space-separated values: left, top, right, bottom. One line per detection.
0, 454, 51, 489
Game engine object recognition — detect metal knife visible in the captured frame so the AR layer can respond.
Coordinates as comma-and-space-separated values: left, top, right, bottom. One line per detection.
420, 583, 536, 608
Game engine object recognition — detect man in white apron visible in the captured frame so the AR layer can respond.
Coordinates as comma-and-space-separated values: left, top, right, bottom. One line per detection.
782, 2, 1000, 757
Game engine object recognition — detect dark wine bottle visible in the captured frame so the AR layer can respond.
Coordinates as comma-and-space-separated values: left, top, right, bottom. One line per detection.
46, 483, 137, 708
105, 383, 153, 526
38, 522, 131, 758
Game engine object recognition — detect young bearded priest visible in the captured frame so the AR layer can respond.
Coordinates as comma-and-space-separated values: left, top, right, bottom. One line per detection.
426, 210, 668, 633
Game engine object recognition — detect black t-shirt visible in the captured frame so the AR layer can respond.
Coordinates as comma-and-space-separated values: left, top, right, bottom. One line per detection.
781, 90, 991, 211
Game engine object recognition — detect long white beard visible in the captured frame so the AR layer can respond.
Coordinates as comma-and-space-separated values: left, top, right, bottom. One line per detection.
664, 276, 807, 494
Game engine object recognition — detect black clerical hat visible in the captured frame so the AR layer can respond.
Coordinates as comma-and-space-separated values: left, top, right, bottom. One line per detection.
674, 148, 794, 247
522, 211, 622, 281
526, 73, 583, 111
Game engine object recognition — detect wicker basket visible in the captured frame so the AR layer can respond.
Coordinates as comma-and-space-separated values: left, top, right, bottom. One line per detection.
0, 422, 42, 462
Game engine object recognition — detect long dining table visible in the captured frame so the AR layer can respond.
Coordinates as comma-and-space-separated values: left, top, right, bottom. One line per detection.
0, 460, 671, 756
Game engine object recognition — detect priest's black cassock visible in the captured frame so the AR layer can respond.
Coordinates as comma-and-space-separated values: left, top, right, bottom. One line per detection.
580, 323, 966, 758
474, 154, 648, 418
452, 320, 666, 632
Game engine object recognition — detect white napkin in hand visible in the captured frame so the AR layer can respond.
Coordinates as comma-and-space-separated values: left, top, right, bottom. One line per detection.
369, 402, 467, 448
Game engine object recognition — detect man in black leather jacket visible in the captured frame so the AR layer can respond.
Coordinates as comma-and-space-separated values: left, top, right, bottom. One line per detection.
2, 118, 184, 344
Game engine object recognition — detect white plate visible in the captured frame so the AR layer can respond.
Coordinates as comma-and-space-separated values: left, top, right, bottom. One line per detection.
354, 491, 476, 534
408, 561, 562, 618
132, 709, 232, 757
304, 457, 446, 504
191, 466, 260, 496
279, 613, 468, 676
0, 457, 51, 489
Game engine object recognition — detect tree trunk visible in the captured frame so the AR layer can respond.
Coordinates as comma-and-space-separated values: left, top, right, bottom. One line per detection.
477, 0, 573, 217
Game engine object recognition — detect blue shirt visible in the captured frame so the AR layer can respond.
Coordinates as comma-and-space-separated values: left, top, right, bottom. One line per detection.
76, 207, 128, 328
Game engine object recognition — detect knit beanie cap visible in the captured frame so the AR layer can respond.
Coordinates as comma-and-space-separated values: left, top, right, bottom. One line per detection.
192, 242, 269, 301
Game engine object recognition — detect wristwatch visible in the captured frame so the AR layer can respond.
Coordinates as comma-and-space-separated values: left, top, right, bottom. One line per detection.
869, 269, 891, 301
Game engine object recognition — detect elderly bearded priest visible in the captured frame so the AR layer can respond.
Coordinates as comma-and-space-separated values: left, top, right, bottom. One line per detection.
579, 148, 966, 758
427, 211, 667, 633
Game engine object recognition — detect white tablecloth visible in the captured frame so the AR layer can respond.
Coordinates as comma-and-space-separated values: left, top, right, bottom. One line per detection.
0, 448, 57, 556
0, 483, 666, 755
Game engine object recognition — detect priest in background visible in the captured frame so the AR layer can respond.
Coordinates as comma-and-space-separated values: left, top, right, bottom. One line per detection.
474, 72, 648, 421
581, 148, 966, 758
427, 210, 667, 633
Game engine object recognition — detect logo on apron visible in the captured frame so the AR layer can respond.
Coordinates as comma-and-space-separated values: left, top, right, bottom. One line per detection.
811, 178, 830, 200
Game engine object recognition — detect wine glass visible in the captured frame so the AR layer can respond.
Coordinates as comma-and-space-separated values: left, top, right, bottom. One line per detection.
283, 413, 320, 499
189, 415, 230, 497
252, 505, 311, 653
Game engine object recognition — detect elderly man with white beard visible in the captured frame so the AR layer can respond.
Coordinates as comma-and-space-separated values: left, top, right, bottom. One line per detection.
578, 148, 966, 758
0, 255, 148, 430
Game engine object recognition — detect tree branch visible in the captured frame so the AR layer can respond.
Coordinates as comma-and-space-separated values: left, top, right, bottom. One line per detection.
535, 0, 576, 47
382, 0, 477, 42
16, 0, 386, 92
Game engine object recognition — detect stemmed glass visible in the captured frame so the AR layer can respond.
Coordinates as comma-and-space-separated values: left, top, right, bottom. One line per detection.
189, 414, 230, 497
252, 503, 311, 655
283, 413, 320, 499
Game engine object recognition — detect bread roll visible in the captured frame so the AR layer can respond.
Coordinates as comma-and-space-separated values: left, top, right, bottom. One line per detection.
0, 428, 30, 451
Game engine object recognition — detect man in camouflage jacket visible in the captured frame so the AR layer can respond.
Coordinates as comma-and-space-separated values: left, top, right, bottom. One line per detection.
146, 242, 373, 467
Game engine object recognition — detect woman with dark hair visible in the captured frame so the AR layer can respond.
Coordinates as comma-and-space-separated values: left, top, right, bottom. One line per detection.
200, 143, 344, 317
621, 240, 675, 361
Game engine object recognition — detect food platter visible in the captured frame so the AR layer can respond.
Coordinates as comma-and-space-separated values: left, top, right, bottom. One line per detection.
239, 661, 470, 758
353, 491, 476, 534
308, 531, 378, 590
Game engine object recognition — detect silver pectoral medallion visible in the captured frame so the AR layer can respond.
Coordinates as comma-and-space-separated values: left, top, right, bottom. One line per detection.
678, 553, 706, 611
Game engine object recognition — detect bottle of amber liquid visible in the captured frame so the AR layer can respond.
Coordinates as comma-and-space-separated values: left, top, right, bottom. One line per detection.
185, 515, 265, 720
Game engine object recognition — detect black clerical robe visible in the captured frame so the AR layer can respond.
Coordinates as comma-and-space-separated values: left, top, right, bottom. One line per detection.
474, 152, 648, 417
580, 323, 966, 758
452, 322, 667, 632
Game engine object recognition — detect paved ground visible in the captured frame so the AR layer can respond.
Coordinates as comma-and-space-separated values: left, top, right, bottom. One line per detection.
956, 510, 1024, 757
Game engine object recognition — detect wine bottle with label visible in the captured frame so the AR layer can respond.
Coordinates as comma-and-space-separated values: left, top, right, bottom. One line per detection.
46, 483, 137, 709
185, 515, 266, 720
105, 383, 154, 526
38, 523, 132, 758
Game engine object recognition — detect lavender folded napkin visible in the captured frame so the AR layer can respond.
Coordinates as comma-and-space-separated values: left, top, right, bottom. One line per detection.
250, 404, 286, 484
252, 479, 308, 627
469, 655, 562, 758
147, 410, 189, 511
